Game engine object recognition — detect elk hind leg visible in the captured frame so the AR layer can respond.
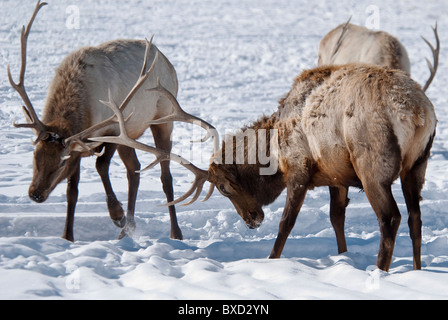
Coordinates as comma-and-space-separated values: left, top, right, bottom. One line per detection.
350, 127, 402, 271
401, 157, 430, 270
362, 180, 401, 272
96, 143, 126, 227
151, 122, 183, 240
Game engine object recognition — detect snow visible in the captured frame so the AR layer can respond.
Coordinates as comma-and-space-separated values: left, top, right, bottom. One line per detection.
1, 0, 448, 300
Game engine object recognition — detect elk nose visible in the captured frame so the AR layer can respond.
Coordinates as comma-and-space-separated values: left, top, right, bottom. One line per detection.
247, 212, 262, 229
29, 192, 45, 203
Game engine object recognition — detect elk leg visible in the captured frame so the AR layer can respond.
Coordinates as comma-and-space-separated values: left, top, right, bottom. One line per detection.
151, 122, 183, 240
117, 145, 141, 239
329, 186, 349, 254
363, 181, 401, 272
62, 159, 81, 242
269, 184, 307, 258
349, 128, 402, 271
401, 159, 429, 270
95, 143, 126, 227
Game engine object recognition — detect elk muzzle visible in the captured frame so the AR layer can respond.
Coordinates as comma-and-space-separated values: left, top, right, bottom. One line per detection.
233, 202, 265, 229
28, 184, 50, 203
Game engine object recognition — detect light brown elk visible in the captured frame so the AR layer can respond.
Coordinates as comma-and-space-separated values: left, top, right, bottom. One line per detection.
206, 64, 437, 272
318, 19, 439, 91
7, 1, 217, 242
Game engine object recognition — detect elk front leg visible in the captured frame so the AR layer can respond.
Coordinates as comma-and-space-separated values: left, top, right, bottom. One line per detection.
95, 143, 126, 228
269, 184, 307, 259
117, 145, 141, 239
160, 160, 183, 240
329, 186, 349, 254
62, 159, 81, 242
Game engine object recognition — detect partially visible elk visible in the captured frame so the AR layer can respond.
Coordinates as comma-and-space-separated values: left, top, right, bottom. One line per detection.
207, 63, 437, 272
7, 0, 217, 241
318, 18, 439, 91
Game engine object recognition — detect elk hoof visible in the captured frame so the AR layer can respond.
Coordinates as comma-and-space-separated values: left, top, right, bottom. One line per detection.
113, 215, 127, 228
171, 227, 183, 240
118, 218, 136, 240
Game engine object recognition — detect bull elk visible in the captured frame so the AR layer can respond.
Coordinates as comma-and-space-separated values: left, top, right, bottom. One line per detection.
7, 1, 217, 241
206, 64, 437, 272
318, 18, 439, 91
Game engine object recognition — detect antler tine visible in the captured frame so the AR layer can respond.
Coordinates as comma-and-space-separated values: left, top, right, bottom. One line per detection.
202, 182, 215, 202
421, 22, 440, 92
146, 78, 220, 153
89, 92, 212, 206
8, 0, 48, 139
332, 16, 352, 61
119, 36, 158, 112
173, 178, 215, 207
64, 37, 158, 150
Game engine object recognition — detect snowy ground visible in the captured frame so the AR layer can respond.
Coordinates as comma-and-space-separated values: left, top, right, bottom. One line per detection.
0, 0, 447, 300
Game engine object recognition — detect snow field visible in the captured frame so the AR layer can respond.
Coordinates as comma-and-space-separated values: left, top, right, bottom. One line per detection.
0, 0, 448, 299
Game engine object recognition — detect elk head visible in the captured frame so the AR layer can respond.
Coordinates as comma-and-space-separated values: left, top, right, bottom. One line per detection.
207, 123, 285, 229
8, 1, 109, 203
7, 0, 74, 202
209, 163, 267, 229
28, 131, 82, 203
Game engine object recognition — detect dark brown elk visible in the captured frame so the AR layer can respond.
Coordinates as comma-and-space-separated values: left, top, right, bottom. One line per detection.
318, 19, 439, 91
7, 1, 217, 242
206, 64, 437, 272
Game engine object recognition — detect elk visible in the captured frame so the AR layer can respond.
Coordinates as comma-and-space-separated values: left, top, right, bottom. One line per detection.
318, 18, 439, 91
7, 0, 217, 242
206, 64, 437, 272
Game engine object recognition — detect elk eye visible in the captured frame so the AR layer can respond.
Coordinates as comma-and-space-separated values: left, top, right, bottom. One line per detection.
60, 159, 67, 167
219, 184, 231, 197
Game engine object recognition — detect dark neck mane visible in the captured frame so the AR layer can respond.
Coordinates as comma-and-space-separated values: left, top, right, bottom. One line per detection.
42, 52, 91, 137
218, 112, 285, 206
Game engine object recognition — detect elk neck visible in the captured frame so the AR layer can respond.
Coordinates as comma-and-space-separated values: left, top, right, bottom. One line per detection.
41, 51, 92, 138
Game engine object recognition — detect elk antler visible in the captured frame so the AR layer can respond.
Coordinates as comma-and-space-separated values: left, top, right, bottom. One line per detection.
64, 36, 159, 155
7, 0, 49, 144
88, 89, 214, 206
64, 35, 219, 156
146, 80, 220, 153
421, 23, 440, 92
331, 16, 352, 62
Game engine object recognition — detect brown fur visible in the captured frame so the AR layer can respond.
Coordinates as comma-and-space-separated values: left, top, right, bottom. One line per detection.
379, 34, 406, 70
210, 63, 437, 271
20, 40, 183, 242
42, 52, 91, 136
318, 23, 411, 74
10, 3, 187, 242
210, 115, 285, 228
